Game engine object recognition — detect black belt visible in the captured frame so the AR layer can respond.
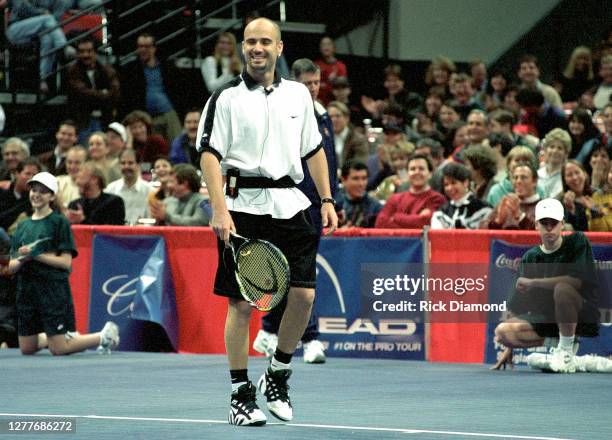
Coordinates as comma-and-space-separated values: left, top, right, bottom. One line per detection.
226, 171, 295, 198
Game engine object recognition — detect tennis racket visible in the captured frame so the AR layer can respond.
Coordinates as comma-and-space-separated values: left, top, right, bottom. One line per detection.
224, 233, 290, 311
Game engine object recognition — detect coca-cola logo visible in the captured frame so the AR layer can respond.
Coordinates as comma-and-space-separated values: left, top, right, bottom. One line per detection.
495, 253, 521, 271
101, 275, 138, 316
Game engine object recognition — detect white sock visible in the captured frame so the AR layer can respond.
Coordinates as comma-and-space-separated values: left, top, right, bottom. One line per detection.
231, 381, 247, 393
270, 357, 290, 372
558, 335, 575, 352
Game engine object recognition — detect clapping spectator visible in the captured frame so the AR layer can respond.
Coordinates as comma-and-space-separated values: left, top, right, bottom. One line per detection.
558, 160, 594, 231
200, 32, 242, 94
586, 142, 611, 191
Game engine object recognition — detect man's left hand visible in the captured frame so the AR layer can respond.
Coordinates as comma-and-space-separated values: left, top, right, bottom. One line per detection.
321, 203, 338, 235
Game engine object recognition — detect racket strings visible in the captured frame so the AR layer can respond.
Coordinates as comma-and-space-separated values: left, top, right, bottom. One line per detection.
235, 241, 289, 310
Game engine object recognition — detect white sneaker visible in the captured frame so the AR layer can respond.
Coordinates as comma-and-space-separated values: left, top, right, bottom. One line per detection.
303, 339, 326, 364
253, 330, 277, 358
97, 321, 120, 354
575, 355, 612, 373
229, 382, 267, 426
548, 347, 576, 373
257, 368, 293, 421
526, 352, 550, 370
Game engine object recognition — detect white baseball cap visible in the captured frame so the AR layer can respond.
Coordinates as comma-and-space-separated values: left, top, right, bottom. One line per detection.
107, 122, 128, 143
28, 171, 58, 194
535, 198, 564, 222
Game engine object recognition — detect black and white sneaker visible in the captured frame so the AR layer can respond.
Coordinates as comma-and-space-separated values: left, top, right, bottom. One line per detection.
257, 368, 293, 421
229, 382, 267, 426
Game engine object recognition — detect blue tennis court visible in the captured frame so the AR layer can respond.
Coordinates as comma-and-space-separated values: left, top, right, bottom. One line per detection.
1, 349, 609, 439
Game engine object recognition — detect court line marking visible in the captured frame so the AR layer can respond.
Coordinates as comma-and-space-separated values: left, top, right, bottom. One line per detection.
0, 413, 577, 440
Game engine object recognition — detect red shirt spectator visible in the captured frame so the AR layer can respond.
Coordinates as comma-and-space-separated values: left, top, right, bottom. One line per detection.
315, 37, 347, 105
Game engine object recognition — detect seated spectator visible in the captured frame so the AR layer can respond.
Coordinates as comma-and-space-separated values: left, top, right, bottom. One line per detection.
586, 142, 611, 192
502, 83, 522, 116
37, 120, 78, 176
480, 162, 540, 230
335, 160, 382, 228
488, 133, 515, 181
149, 164, 208, 226
0, 138, 30, 185
373, 141, 414, 201
517, 54, 563, 111
593, 54, 612, 110
462, 144, 498, 203
488, 108, 538, 149
56, 145, 87, 209
576, 103, 612, 163
516, 88, 567, 138
106, 122, 128, 162
589, 166, 612, 231
67, 36, 120, 144
538, 128, 571, 198
123, 110, 169, 167
366, 126, 406, 190
375, 154, 445, 229
6, 0, 70, 94
201, 32, 242, 95
0, 159, 42, 233
67, 162, 125, 225
568, 107, 600, 159
328, 101, 368, 168
449, 73, 482, 120
422, 88, 444, 126
556, 46, 596, 103
488, 146, 546, 207
438, 101, 461, 151
105, 149, 153, 225
147, 156, 173, 213
415, 137, 446, 193
169, 108, 201, 166
424, 55, 456, 100
431, 162, 492, 229
87, 131, 121, 184
330, 77, 366, 126
557, 160, 594, 231
485, 69, 509, 107
314, 36, 347, 105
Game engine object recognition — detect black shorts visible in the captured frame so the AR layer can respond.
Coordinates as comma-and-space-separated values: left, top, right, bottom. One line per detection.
214, 210, 320, 299
16, 277, 76, 337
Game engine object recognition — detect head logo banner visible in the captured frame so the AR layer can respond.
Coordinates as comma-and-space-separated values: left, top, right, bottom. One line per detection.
486, 239, 612, 365
313, 237, 424, 360
89, 234, 178, 351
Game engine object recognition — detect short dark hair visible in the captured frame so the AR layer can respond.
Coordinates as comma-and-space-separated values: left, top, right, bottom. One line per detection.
416, 138, 443, 159
291, 58, 319, 80
516, 88, 545, 107
519, 54, 538, 68
442, 162, 471, 182
341, 160, 368, 178
16, 157, 43, 174
408, 153, 433, 172
511, 160, 538, 181
77, 36, 98, 49
488, 133, 514, 157
173, 164, 201, 193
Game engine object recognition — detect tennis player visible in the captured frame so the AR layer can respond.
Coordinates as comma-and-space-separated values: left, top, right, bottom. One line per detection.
197, 18, 337, 425
492, 198, 599, 373
5, 172, 119, 356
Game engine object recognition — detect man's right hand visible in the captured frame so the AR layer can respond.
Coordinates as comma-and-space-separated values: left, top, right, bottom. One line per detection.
211, 208, 235, 245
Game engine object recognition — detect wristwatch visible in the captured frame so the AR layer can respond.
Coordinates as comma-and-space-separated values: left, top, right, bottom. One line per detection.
321, 197, 336, 207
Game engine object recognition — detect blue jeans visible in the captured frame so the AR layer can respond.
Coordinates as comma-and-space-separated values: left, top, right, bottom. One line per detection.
7, 15, 67, 82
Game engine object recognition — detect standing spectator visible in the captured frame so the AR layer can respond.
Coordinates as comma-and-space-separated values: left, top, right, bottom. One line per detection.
124, 110, 169, 167
37, 121, 78, 176
67, 37, 120, 144
6, 0, 70, 94
593, 55, 612, 110
327, 101, 368, 168
558, 160, 594, 231
431, 162, 492, 229
480, 162, 540, 230
87, 132, 121, 184
1, 138, 30, 183
556, 46, 596, 103
56, 145, 87, 209
120, 32, 183, 141
106, 149, 153, 225
517, 54, 563, 111
169, 108, 201, 166
538, 129, 571, 198
67, 162, 125, 225
149, 164, 208, 226
375, 154, 445, 229
0, 159, 42, 233
314, 36, 347, 105
200, 32, 242, 94
568, 108, 600, 159
335, 160, 382, 228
